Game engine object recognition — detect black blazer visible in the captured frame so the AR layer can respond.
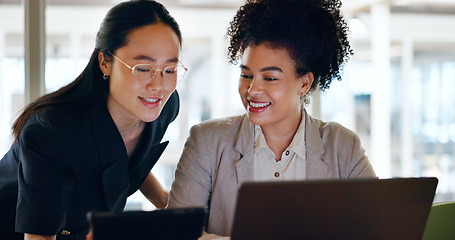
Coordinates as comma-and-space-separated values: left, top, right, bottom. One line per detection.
0, 91, 179, 239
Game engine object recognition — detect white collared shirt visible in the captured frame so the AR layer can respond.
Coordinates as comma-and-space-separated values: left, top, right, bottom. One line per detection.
253, 112, 307, 181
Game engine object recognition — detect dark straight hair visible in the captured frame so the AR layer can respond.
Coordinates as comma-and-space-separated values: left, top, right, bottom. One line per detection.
12, 0, 182, 142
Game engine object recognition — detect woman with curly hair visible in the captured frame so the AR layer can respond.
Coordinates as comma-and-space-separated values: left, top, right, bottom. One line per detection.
168, 0, 376, 238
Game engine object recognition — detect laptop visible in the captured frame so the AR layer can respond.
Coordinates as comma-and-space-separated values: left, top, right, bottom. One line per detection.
87, 207, 208, 240
231, 177, 438, 240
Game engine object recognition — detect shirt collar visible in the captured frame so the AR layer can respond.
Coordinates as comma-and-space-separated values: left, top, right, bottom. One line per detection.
288, 110, 306, 160
254, 125, 270, 154
253, 110, 307, 159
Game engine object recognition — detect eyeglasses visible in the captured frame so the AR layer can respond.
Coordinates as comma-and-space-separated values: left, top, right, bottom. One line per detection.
109, 52, 188, 83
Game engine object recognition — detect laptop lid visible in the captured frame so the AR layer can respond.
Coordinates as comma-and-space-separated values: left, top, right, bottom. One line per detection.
87, 207, 208, 240
231, 177, 438, 240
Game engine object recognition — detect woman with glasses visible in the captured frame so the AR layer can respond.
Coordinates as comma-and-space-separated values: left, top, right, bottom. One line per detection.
168, 0, 376, 238
0, 1, 187, 239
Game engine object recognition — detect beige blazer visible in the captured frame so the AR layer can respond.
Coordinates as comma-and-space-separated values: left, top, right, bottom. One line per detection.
168, 110, 376, 236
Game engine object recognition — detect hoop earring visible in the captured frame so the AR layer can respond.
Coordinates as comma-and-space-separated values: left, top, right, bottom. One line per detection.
103, 74, 109, 80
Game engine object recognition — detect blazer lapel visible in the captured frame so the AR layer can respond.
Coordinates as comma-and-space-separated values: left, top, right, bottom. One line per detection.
232, 111, 328, 181
234, 115, 255, 184
304, 110, 329, 179
90, 101, 129, 210
127, 141, 168, 196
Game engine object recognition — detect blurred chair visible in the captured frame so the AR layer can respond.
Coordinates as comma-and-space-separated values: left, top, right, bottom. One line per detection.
422, 201, 455, 240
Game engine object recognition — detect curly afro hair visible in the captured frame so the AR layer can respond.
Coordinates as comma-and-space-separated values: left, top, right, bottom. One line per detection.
227, 0, 353, 92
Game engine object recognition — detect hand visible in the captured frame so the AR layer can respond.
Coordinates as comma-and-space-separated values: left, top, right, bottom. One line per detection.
24, 234, 56, 240
198, 232, 231, 240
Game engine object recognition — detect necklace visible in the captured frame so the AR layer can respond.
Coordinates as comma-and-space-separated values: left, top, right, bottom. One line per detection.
120, 120, 141, 135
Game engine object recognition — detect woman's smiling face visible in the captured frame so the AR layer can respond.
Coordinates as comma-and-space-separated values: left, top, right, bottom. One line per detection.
238, 43, 313, 129
101, 23, 181, 123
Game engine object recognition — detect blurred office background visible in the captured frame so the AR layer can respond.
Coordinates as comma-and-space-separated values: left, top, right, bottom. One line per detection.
0, 0, 454, 210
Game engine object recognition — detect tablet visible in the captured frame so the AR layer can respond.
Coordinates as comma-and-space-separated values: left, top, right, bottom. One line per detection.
88, 207, 208, 240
